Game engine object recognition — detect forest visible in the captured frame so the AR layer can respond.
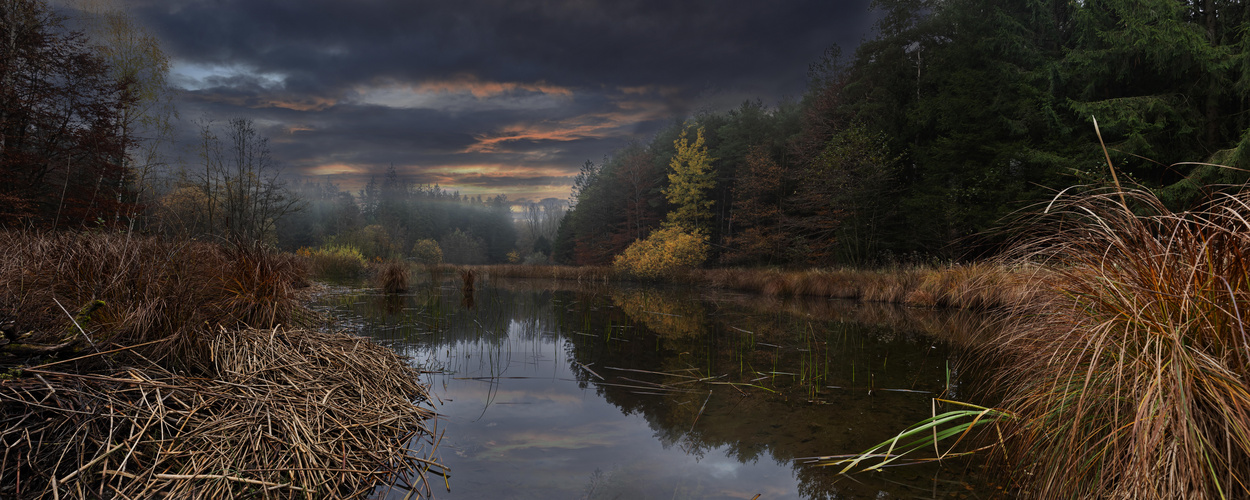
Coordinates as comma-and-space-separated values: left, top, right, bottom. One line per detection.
5, 1, 1250, 498
0, 0, 525, 266
557, 0, 1250, 269
7, 0, 1249, 270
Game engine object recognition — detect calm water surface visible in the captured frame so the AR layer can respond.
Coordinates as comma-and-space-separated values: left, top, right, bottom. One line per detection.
311, 278, 1004, 499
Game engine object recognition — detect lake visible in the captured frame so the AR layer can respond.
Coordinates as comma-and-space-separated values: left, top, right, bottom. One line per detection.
310, 276, 1005, 499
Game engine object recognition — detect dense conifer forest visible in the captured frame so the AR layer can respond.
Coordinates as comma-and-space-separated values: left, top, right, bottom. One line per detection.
557, 0, 1250, 267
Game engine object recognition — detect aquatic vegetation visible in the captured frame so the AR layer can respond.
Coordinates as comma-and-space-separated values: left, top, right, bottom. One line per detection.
299, 243, 367, 279
374, 259, 411, 293
811, 400, 1011, 472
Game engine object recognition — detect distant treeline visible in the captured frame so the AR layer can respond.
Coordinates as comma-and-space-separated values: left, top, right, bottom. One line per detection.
557, 0, 1250, 267
275, 166, 520, 265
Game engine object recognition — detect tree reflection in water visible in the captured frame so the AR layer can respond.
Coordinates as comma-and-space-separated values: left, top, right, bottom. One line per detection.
313, 279, 1006, 499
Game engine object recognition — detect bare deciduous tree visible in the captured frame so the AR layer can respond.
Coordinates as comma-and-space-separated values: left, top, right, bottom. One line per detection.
161, 118, 300, 242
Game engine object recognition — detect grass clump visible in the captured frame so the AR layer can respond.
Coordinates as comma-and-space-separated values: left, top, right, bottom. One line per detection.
0, 231, 307, 365
374, 260, 411, 293
299, 244, 367, 279
0, 232, 443, 498
987, 187, 1250, 498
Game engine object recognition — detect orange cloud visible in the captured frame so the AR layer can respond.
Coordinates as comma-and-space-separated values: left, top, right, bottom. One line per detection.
191, 93, 337, 112
422, 164, 571, 177
466, 104, 670, 153
413, 74, 573, 99
307, 163, 367, 175
261, 96, 337, 111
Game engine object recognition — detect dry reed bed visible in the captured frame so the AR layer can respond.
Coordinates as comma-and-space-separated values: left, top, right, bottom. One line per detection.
984, 187, 1250, 499
0, 231, 309, 367
473, 264, 616, 284
475, 263, 1042, 311
0, 232, 444, 499
1, 328, 442, 499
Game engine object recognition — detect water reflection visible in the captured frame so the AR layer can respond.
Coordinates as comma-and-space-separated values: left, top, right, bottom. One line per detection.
312, 280, 1003, 499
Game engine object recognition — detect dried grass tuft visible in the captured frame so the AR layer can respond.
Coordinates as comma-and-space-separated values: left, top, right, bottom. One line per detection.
0, 231, 442, 498
988, 187, 1250, 499
374, 260, 411, 293
0, 231, 311, 368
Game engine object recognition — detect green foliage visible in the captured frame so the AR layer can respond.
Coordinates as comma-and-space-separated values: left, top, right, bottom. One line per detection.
327, 224, 400, 260
612, 226, 708, 280
558, 0, 1250, 266
410, 238, 443, 266
439, 229, 487, 265
663, 127, 717, 232
522, 252, 548, 265
817, 399, 1011, 472
789, 125, 898, 266
299, 244, 367, 279
275, 174, 517, 265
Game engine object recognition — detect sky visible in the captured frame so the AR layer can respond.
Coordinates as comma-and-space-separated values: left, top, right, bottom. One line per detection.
115, 0, 878, 204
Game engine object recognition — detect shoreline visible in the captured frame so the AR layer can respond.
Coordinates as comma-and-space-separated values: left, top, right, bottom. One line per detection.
0, 232, 444, 499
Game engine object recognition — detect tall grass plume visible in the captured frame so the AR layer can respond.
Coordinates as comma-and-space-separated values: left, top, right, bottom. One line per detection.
374, 260, 411, 293
988, 187, 1250, 498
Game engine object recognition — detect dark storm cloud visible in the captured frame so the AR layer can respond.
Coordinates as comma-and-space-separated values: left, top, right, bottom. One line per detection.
117, 0, 876, 199
136, 0, 873, 91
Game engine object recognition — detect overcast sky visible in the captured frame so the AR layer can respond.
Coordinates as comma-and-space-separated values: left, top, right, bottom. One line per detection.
115, 0, 877, 203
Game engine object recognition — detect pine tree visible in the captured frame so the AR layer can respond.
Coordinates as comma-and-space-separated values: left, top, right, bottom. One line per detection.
663, 127, 716, 233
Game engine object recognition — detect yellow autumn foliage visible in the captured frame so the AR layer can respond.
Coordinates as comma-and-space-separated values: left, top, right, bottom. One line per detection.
611, 289, 706, 339
613, 225, 708, 280
299, 244, 367, 278
411, 238, 443, 266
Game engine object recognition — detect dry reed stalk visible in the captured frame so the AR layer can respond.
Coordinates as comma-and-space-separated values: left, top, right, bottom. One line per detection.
986, 187, 1250, 499
469, 262, 1029, 310
375, 260, 411, 293
0, 231, 310, 368
0, 327, 443, 499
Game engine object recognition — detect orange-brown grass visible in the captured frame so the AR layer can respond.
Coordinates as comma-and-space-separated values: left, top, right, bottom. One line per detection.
373, 260, 411, 293
470, 263, 1028, 310
300, 244, 367, 279
475, 264, 617, 283
2, 328, 442, 499
0, 231, 308, 369
987, 187, 1250, 499
0, 233, 442, 497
